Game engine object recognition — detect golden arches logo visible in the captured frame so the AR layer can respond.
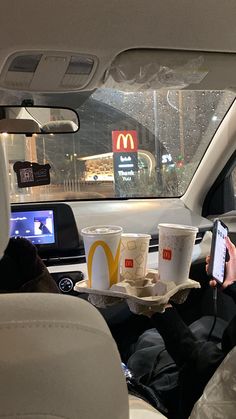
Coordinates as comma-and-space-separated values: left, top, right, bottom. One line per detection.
116, 133, 135, 150
87, 240, 121, 288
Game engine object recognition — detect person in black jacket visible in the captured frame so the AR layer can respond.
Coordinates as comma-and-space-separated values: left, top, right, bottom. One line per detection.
124, 236, 236, 419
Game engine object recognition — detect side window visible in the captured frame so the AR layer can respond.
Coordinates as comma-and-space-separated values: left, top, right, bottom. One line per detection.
203, 156, 236, 217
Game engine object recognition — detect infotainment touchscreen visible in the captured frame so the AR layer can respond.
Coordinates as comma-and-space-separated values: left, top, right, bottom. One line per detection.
10, 209, 55, 245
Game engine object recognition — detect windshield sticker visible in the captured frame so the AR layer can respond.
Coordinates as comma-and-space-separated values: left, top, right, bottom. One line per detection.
13, 161, 51, 188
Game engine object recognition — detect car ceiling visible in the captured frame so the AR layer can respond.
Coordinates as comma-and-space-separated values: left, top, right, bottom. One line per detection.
1, 0, 236, 101
3, 0, 236, 55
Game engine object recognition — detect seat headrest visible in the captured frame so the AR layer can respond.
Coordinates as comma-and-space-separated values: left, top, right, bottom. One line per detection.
0, 138, 10, 259
190, 346, 236, 418
0, 293, 129, 419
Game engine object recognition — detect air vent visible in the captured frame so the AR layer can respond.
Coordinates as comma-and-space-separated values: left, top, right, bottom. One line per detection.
0, 51, 98, 92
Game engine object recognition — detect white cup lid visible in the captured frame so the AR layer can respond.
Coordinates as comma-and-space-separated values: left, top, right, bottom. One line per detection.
81, 225, 123, 236
121, 233, 151, 239
158, 223, 198, 233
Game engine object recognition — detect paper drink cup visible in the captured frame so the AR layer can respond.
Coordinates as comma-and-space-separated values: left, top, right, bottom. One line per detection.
120, 233, 151, 281
81, 225, 123, 290
158, 224, 198, 284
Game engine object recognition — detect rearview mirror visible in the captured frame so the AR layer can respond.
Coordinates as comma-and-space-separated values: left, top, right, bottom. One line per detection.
0, 106, 79, 134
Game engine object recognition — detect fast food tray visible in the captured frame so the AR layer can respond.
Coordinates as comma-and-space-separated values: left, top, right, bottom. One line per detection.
74, 269, 201, 314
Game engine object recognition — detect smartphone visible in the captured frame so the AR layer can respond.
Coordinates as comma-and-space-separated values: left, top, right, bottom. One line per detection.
208, 219, 229, 284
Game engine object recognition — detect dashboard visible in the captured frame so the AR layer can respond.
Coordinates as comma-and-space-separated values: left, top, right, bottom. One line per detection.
10, 201, 213, 295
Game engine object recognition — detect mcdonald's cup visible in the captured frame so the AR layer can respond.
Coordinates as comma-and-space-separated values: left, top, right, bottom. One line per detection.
81, 225, 123, 290
158, 224, 198, 284
120, 233, 151, 281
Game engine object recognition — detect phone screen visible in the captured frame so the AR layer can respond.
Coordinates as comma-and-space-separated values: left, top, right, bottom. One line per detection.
210, 220, 228, 284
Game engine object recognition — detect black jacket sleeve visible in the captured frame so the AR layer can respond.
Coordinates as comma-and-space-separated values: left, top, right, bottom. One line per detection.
151, 308, 224, 368
151, 307, 225, 419
223, 282, 236, 304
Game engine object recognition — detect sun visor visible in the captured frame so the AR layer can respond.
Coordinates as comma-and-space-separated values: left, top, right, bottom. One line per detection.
104, 49, 236, 92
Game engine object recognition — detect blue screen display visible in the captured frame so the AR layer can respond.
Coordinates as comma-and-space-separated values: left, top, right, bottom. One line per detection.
10, 210, 55, 245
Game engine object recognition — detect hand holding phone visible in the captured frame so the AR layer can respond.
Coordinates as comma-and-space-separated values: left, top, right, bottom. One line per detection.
207, 220, 228, 284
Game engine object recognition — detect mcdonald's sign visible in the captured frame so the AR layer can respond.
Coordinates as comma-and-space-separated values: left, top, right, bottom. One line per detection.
112, 130, 138, 153
87, 239, 121, 288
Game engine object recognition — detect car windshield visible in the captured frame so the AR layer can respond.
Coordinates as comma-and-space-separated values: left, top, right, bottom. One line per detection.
5, 88, 235, 203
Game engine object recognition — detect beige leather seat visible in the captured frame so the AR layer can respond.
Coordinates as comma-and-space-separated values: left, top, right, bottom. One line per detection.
190, 346, 236, 419
0, 292, 130, 418
0, 292, 167, 419
0, 138, 166, 418
129, 395, 167, 419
